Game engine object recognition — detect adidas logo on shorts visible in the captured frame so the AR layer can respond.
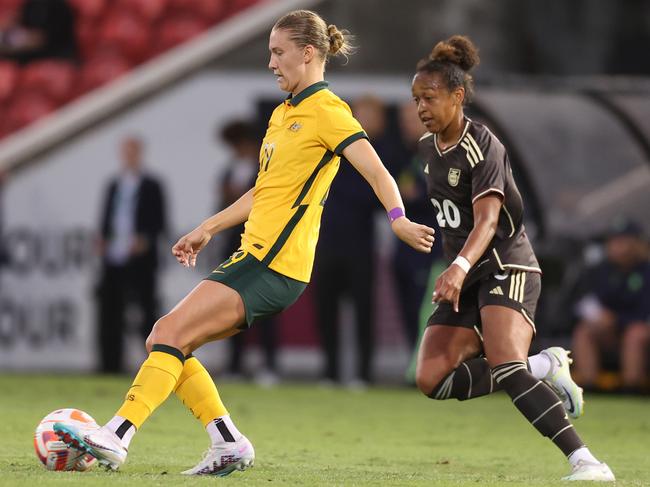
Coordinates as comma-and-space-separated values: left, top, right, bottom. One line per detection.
489, 286, 504, 296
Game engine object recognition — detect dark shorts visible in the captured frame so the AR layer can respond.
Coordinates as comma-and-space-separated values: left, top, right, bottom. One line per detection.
205, 250, 307, 327
427, 269, 541, 336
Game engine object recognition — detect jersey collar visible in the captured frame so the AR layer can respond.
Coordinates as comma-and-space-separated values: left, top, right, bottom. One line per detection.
434, 116, 471, 156
286, 81, 329, 106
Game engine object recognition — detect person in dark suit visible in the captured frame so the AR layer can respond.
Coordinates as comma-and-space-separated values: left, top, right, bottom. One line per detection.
97, 136, 167, 373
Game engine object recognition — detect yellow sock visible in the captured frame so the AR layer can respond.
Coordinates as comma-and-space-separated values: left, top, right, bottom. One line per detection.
174, 356, 228, 426
115, 345, 185, 428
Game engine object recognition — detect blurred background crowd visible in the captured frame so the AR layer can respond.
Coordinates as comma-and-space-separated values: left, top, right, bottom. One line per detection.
0, 0, 648, 395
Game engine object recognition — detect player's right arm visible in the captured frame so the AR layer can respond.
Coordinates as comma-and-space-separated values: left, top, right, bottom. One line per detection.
172, 187, 254, 267
343, 138, 435, 253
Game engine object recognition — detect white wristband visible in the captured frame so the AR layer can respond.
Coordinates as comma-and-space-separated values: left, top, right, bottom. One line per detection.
452, 256, 471, 274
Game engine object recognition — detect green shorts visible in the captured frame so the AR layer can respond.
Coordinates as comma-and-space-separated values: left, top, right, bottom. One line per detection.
205, 250, 307, 327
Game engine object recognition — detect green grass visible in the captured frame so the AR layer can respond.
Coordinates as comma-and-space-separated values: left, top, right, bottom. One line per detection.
0, 375, 648, 486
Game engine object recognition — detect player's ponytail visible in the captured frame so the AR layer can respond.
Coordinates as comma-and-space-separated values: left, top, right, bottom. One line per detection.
274, 10, 355, 64
416, 35, 480, 104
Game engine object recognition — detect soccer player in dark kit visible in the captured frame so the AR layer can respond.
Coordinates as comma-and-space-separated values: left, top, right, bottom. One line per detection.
411, 35, 614, 481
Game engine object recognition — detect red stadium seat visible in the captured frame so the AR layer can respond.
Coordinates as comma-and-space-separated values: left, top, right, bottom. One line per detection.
168, 0, 225, 23
155, 15, 208, 53
228, 0, 260, 13
20, 60, 78, 104
75, 19, 99, 60
97, 11, 152, 63
79, 54, 131, 92
0, 0, 23, 27
3, 92, 57, 134
67, 0, 106, 20
116, 0, 168, 22
0, 0, 24, 8
0, 61, 19, 103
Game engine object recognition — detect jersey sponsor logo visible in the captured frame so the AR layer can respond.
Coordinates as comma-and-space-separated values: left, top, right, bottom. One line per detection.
448, 168, 461, 187
489, 286, 504, 296
288, 121, 302, 132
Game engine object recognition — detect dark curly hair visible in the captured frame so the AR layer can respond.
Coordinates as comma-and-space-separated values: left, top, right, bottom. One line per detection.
416, 35, 480, 104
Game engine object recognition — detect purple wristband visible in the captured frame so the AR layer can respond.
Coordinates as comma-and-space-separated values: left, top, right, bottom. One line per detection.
387, 207, 405, 222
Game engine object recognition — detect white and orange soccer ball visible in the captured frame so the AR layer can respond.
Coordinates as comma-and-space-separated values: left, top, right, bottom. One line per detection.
34, 408, 99, 471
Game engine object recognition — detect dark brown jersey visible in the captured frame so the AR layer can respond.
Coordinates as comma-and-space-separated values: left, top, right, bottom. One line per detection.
419, 118, 540, 285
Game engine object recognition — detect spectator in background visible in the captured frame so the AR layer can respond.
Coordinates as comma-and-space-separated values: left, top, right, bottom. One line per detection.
216, 120, 279, 386
572, 220, 650, 394
96, 136, 166, 373
0, 0, 77, 64
392, 101, 441, 358
314, 95, 401, 386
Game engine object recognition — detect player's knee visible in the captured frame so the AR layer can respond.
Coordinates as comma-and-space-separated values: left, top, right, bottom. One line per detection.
414, 370, 434, 395
147, 314, 183, 351
415, 360, 455, 397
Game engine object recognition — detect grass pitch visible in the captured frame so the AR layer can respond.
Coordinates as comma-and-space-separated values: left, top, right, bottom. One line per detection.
1, 374, 648, 486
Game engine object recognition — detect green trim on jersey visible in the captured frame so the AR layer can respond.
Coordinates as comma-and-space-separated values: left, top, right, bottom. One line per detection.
292, 150, 335, 208
288, 81, 329, 106
334, 130, 367, 155
262, 205, 309, 266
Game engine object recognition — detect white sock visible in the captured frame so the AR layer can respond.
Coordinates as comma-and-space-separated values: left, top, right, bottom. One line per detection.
105, 415, 136, 449
568, 447, 600, 466
206, 415, 242, 444
528, 353, 552, 380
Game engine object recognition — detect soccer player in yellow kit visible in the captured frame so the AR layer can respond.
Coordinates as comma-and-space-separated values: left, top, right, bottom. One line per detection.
54, 10, 435, 476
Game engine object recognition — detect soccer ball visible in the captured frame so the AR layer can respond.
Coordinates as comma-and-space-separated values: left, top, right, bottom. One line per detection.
34, 408, 98, 471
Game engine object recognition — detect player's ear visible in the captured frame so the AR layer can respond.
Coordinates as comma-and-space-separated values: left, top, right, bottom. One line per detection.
454, 86, 465, 106
303, 44, 315, 64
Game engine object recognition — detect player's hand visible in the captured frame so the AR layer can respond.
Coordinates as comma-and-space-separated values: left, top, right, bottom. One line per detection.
391, 217, 435, 253
432, 264, 466, 312
172, 225, 212, 268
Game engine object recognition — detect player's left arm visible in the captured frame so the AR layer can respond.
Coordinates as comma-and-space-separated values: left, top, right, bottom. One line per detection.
343, 138, 434, 253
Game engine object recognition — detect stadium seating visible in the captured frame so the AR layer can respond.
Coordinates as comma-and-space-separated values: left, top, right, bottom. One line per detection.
155, 15, 209, 53
20, 60, 77, 103
0, 0, 261, 140
67, 0, 106, 20
0, 61, 19, 104
168, 0, 226, 23
79, 54, 132, 92
116, 0, 168, 23
2, 92, 57, 134
97, 10, 152, 63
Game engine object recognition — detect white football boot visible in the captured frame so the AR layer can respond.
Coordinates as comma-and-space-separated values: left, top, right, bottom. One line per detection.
562, 460, 615, 481
541, 347, 584, 419
181, 436, 255, 476
54, 422, 127, 471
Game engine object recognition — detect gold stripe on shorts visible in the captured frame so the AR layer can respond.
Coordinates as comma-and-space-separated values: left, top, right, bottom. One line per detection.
509, 270, 525, 302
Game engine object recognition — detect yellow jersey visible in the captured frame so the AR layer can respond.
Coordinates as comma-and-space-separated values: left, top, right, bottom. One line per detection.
240, 81, 367, 282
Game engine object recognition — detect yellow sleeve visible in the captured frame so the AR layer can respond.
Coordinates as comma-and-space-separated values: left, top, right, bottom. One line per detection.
316, 99, 368, 155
